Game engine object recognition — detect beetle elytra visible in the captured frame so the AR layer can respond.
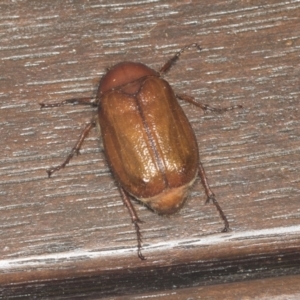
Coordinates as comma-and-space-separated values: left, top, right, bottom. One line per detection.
40, 44, 241, 260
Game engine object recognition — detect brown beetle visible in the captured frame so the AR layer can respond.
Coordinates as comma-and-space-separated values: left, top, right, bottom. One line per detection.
40, 44, 241, 260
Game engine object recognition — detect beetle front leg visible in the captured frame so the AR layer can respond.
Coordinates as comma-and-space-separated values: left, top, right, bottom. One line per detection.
159, 43, 202, 75
40, 97, 98, 108
177, 94, 242, 113
198, 161, 230, 232
46, 120, 96, 177
119, 188, 146, 260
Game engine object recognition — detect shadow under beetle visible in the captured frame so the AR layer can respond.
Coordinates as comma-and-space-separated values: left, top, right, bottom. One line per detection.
40, 44, 242, 260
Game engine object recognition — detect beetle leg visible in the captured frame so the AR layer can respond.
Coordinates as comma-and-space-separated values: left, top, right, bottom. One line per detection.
198, 161, 230, 232
177, 94, 242, 113
119, 188, 146, 260
46, 120, 96, 177
40, 97, 98, 108
159, 43, 202, 75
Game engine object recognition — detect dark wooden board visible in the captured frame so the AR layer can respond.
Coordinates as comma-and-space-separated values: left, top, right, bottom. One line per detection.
1, 0, 300, 298
120, 274, 300, 300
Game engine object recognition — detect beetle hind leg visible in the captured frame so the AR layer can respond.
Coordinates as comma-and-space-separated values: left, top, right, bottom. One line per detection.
198, 162, 230, 232
119, 188, 146, 260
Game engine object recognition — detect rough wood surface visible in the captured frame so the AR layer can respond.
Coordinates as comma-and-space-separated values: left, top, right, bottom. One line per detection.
1, 0, 300, 298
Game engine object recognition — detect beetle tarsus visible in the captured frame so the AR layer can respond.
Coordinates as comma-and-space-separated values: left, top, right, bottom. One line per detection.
46, 168, 55, 178
177, 94, 242, 113
198, 162, 230, 232
159, 43, 202, 75
119, 187, 147, 260
45, 121, 95, 177
221, 225, 231, 233
133, 220, 146, 260
40, 98, 97, 108
207, 195, 230, 232
205, 104, 243, 113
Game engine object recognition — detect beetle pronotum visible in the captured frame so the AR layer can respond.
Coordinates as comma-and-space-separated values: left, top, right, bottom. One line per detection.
41, 44, 241, 260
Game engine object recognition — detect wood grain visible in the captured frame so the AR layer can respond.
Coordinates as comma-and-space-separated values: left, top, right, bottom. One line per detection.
1, 0, 300, 298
